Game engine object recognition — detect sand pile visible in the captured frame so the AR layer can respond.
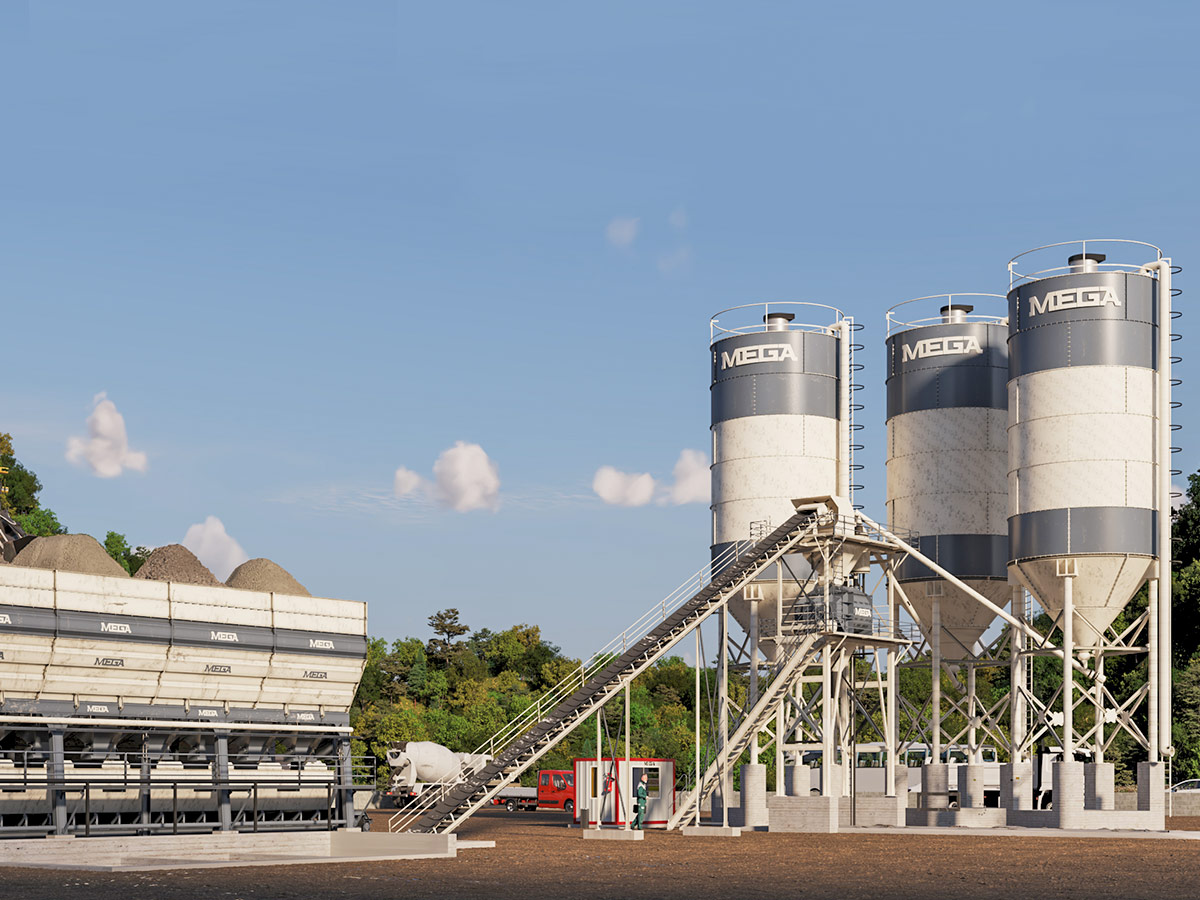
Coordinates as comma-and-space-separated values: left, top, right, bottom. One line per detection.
134, 544, 221, 586
12, 534, 129, 578
226, 558, 310, 596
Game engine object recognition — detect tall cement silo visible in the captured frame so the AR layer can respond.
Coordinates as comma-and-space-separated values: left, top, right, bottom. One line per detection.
709, 302, 853, 659
1007, 245, 1166, 648
885, 296, 1010, 654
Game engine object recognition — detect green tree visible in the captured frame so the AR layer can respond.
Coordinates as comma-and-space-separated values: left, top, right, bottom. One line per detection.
0, 433, 44, 516
103, 531, 149, 575
14, 507, 66, 537
426, 608, 470, 666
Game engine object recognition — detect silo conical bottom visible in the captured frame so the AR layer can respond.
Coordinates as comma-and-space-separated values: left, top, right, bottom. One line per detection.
905, 579, 1009, 656
1010, 556, 1154, 648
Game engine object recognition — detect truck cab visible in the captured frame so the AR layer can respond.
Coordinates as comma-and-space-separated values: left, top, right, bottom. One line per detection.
537, 769, 576, 813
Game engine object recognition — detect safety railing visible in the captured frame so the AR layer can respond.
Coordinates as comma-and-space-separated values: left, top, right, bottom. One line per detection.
710, 301, 845, 341
0, 775, 354, 836
1008, 239, 1164, 287
885, 294, 1008, 337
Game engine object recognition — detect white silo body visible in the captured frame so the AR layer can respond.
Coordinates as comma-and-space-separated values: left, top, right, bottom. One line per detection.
709, 303, 849, 653
885, 297, 1009, 651
1007, 244, 1164, 647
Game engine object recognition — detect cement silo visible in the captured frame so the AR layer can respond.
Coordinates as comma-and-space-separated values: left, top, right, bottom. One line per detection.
1007, 244, 1165, 646
1007, 240, 1174, 765
709, 302, 854, 652
885, 296, 1010, 653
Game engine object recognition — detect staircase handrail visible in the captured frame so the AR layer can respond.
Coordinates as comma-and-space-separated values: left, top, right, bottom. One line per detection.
387, 537, 754, 832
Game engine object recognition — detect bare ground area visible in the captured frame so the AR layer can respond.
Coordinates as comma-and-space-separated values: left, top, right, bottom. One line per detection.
2, 810, 1200, 900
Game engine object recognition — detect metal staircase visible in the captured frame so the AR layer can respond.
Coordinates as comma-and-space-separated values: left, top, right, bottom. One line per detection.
667, 629, 821, 829
388, 507, 826, 834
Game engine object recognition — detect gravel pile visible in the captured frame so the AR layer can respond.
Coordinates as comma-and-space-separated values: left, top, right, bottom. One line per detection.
11, 534, 129, 578
134, 544, 221, 586
226, 558, 310, 596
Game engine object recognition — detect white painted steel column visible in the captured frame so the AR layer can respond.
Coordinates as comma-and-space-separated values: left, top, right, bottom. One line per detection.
1095, 654, 1105, 764
595, 701, 602, 825
720, 603, 729, 828
886, 571, 898, 796
821, 643, 833, 798
836, 320, 851, 498
776, 563, 785, 797
1011, 585, 1026, 764
624, 681, 631, 830
750, 597, 760, 765
1149, 578, 1160, 763
694, 626, 701, 825
1062, 571, 1075, 758
967, 666, 979, 764
931, 594, 942, 761
1158, 261, 1173, 761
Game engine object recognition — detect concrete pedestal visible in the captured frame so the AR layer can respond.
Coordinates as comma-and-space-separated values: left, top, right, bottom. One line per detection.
766, 795, 837, 833
921, 764, 950, 809
582, 828, 643, 841
1001, 762, 1034, 811
958, 764, 988, 809
739, 764, 769, 829
784, 765, 807, 797
1052, 760, 1086, 829
681, 825, 741, 837
1138, 761, 1165, 814
1084, 762, 1115, 810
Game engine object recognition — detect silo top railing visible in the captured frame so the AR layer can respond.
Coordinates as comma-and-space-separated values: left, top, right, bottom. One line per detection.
885, 294, 1008, 337
710, 301, 845, 343
1008, 239, 1164, 288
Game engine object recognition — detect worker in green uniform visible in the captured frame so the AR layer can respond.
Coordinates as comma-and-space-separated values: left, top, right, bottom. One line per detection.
632, 771, 649, 829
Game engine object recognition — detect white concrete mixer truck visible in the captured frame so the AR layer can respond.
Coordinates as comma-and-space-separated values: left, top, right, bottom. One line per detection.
385, 741, 537, 810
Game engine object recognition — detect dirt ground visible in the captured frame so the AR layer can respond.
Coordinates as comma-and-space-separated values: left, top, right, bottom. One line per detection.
2, 810, 1200, 900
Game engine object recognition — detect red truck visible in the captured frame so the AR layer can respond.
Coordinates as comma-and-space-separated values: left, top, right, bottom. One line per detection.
537, 769, 576, 813
489, 769, 576, 813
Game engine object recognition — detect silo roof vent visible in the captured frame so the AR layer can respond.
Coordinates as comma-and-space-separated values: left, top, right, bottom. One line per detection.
940, 304, 974, 324
1068, 252, 1107, 274
764, 311, 796, 332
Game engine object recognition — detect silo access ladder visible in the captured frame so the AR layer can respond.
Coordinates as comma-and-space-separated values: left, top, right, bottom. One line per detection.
387, 507, 827, 835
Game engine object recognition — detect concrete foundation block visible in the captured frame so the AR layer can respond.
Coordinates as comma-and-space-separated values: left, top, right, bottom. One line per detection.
842, 795, 906, 827
906, 807, 1006, 828
1138, 761, 1166, 814
739, 764, 769, 829
1001, 762, 1034, 811
1052, 760, 1086, 829
582, 828, 644, 841
784, 765, 808, 797
958, 763, 988, 809
921, 763, 950, 809
766, 795, 837, 833
681, 825, 740, 837
1084, 762, 1115, 810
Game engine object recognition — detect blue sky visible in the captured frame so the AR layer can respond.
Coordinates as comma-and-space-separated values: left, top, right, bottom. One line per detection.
2, 1, 1196, 658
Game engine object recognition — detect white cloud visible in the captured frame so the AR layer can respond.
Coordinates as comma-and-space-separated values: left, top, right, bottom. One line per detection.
605, 216, 640, 249
657, 246, 692, 274
593, 466, 657, 507
393, 466, 426, 498
593, 450, 711, 508
182, 515, 249, 581
666, 449, 710, 505
432, 441, 501, 512
1173, 483, 1188, 511
668, 207, 688, 230
65, 392, 148, 478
